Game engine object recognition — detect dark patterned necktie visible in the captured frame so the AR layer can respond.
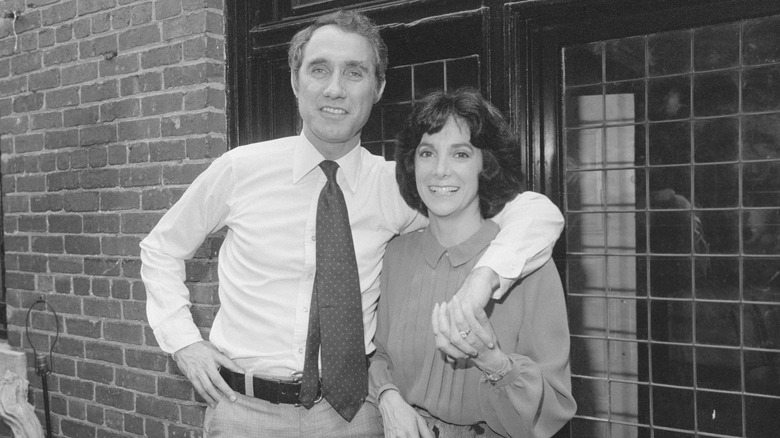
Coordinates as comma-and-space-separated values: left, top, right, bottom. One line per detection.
299, 160, 366, 421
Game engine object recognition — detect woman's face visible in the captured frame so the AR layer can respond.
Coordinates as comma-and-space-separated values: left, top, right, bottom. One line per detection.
415, 116, 483, 223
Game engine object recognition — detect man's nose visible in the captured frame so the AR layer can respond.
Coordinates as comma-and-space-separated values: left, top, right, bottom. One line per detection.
323, 73, 346, 98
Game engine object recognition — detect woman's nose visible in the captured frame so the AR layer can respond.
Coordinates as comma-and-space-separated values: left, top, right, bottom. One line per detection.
434, 156, 451, 177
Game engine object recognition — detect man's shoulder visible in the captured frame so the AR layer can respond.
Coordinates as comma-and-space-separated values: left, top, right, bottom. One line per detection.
225, 136, 297, 160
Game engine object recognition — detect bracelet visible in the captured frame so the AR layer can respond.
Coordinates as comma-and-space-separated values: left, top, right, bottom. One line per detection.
482, 355, 513, 384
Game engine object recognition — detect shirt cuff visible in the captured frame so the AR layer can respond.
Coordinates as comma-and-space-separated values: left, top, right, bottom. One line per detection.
153, 320, 205, 354
474, 249, 526, 299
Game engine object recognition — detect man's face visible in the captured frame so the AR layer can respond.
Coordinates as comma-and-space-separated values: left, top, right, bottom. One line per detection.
292, 25, 386, 159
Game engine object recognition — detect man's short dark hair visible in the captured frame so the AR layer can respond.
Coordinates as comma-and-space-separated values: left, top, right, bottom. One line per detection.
288, 10, 388, 88
395, 88, 525, 219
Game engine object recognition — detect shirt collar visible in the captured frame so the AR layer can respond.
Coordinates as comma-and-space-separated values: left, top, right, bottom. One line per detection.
292, 133, 362, 194
421, 220, 500, 268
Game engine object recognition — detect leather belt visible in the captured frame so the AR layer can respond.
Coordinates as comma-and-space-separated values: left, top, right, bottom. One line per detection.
219, 368, 321, 405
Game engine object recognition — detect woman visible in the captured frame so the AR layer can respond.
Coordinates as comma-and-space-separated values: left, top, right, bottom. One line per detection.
369, 88, 576, 438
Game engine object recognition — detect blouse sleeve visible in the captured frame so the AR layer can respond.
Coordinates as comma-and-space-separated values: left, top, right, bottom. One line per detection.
367, 244, 401, 405
478, 261, 577, 438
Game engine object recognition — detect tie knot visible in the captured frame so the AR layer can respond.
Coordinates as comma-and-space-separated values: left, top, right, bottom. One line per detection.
319, 160, 339, 183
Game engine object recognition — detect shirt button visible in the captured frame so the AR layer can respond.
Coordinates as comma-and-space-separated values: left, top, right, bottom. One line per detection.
311, 235, 316, 241
303, 307, 308, 313
298, 348, 303, 354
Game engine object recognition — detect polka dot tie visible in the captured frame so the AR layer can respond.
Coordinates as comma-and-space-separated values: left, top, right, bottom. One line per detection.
299, 160, 366, 421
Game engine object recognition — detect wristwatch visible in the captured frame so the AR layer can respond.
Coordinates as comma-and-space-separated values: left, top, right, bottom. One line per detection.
483, 356, 513, 384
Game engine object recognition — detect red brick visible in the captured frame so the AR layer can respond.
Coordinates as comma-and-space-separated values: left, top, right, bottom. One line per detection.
86, 404, 104, 425
71, 148, 89, 168
131, 2, 153, 25
120, 212, 163, 234
162, 11, 206, 40
45, 129, 80, 149
31, 235, 64, 253
124, 413, 144, 435
96, 385, 135, 410
43, 42, 79, 66
98, 53, 139, 77
115, 368, 155, 393
13, 92, 44, 112
81, 79, 119, 103
42, 0, 78, 26
77, 361, 114, 384
29, 69, 61, 91
104, 409, 124, 430
4, 235, 29, 252
48, 171, 80, 191
117, 118, 160, 141
120, 72, 162, 96
101, 235, 141, 256
110, 279, 131, 299
5, 272, 36, 290
61, 418, 97, 437
119, 23, 160, 51
162, 161, 209, 184
104, 321, 143, 344
10, 52, 42, 75
92, 12, 111, 34
100, 98, 140, 121
53, 355, 77, 377
107, 144, 127, 164
100, 191, 139, 210
46, 86, 80, 108
61, 62, 98, 86
31, 111, 63, 130
59, 376, 95, 400
63, 106, 99, 127
141, 186, 184, 210
65, 235, 101, 254
88, 145, 108, 167
145, 418, 165, 438
79, 33, 118, 59
141, 44, 181, 69
121, 258, 141, 278
84, 257, 122, 276
49, 255, 85, 274
91, 277, 111, 297
15, 132, 44, 153
162, 63, 209, 88
74, 276, 91, 295
39, 28, 56, 48
0, 76, 27, 98
66, 317, 102, 339
79, 0, 117, 15
17, 253, 48, 272
18, 215, 48, 232
56, 23, 73, 43
84, 213, 120, 233
141, 92, 182, 116
119, 165, 161, 187
136, 395, 179, 421
81, 168, 119, 189
16, 174, 46, 192
158, 375, 193, 400
149, 139, 185, 161
85, 341, 124, 365
64, 191, 100, 212
180, 404, 205, 427
81, 124, 117, 146
125, 348, 166, 371
1, 114, 29, 134
127, 143, 149, 163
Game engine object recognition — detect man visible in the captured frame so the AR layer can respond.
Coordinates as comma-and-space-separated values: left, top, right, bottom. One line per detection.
140, 9, 563, 437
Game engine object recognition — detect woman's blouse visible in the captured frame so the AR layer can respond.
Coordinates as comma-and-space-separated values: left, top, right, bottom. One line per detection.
369, 221, 577, 437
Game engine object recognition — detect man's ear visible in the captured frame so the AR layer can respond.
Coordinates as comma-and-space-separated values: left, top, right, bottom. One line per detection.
374, 79, 386, 103
290, 70, 299, 98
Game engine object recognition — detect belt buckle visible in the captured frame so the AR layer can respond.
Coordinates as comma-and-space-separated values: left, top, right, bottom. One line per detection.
290, 371, 323, 406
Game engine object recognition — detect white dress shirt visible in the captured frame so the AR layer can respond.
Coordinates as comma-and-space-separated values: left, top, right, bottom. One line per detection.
140, 133, 563, 379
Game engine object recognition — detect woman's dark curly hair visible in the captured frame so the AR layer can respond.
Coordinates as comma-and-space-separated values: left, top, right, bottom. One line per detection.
395, 88, 525, 219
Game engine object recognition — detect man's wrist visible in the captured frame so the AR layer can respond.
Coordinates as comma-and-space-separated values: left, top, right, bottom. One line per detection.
471, 266, 500, 292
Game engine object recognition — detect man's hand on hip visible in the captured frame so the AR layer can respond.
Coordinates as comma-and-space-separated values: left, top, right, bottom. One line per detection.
173, 341, 242, 408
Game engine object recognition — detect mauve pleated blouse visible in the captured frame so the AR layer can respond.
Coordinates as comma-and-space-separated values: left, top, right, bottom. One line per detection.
368, 221, 577, 438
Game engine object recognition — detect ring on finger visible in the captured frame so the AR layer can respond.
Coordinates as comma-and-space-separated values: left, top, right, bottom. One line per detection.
459, 329, 471, 339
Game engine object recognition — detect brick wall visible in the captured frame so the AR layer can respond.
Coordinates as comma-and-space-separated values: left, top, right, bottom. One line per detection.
0, 0, 226, 436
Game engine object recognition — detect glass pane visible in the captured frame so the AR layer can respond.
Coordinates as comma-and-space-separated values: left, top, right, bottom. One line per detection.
382, 103, 411, 141
696, 346, 741, 391
648, 76, 690, 121
570, 417, 610, 437
743, 257, 780, 301
693, 71, 738, 116
696, 257, 739, 300
567, 212, 606, 252
605, 170, 638, 209
694, 23, 740, 71
566, 128, 603, 169
697, 302, 740, 346
649, 30, 691, 76
609, 303, 647, 341
743, 65, 780, 113
745, 350, 780, 396
649, 122, 691, 164
383, 66, 412, 102
565, 42, 602, 86
413, 62, 444, 99
567, 255, 606, 295
568, 170, 605, 211
746, 395, 780, 437
696, 390, 743, 436
652, 344, 694, 385
650, 257, 692, 298
699, 210, 739, 254
694, 117, 738, 163
694, 163, 739, 208
743, 15, 780, 65
566, 85, 603, 127
743, 113, 780, 160
743, 208, 780, 255
653, 386, 694, 430
607, 212, 643, 252
605, 125, 645, 166
571, 337, 608, 377
649, 167, 690, 201
606, 36, 645, 81
606, 81, 646, 123
649, 211, 692, 254
445, 56, 479, 91
569, 296, 608, 337
608, 255, 644, 297
610, 381, 648, 424
744, 162, 780, 207
651, 301, 693, 343
743, 304, 780, 349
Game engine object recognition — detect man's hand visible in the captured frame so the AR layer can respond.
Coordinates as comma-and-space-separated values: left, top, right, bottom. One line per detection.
432, 297, 499, 360
378, 389, 435, 438
173, 341, 242, 408
436, 266, 499, 352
